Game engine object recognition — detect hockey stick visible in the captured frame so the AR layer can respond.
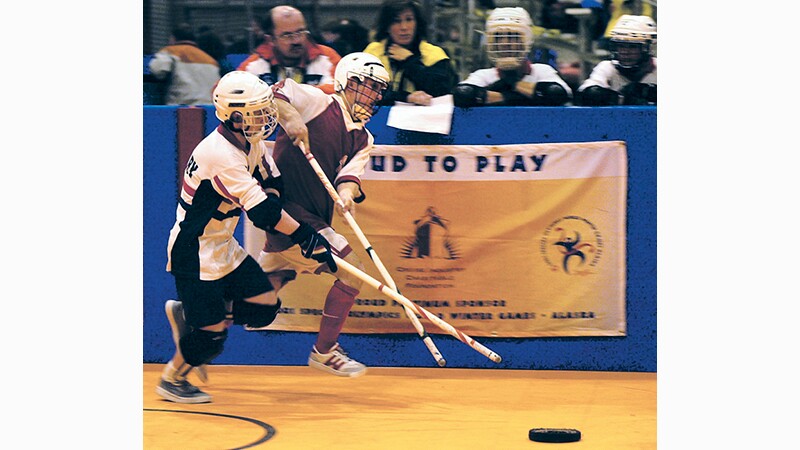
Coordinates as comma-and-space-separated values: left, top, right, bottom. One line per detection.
298, 142, 446, 367
333, 255, 503, 364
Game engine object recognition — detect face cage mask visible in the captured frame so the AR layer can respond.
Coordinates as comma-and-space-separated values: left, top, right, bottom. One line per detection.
346, 77, 388, 122
234, 102, 279, 142
487, 31, 528, 70
610, 41, 650, 70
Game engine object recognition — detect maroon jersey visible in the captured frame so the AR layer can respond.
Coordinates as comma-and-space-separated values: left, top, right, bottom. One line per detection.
265, 79, 373, 252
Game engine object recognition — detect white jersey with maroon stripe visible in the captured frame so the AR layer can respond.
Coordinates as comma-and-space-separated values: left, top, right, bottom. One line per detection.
166, 124, 281, 280
578, 58, 657, 93
264, 79, 374, 253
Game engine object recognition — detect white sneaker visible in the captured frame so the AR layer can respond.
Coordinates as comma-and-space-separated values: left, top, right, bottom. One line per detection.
308, 343, 367, 377
165, 300, 209, 383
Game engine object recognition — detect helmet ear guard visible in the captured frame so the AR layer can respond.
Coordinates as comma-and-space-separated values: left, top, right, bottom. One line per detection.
229, 111, 244, 123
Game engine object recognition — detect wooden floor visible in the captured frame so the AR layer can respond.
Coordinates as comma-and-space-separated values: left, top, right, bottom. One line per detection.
144, 364, 656, 449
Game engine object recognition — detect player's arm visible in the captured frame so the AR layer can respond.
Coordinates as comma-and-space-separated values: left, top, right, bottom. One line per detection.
511, 66, 572, 106
216, 166, 337, 271
578, 85, 620, 106
453, 83, 488, 107
272, 79, 329, 149
577, 62, 618, 106
513, 81, 570, 106
333, 131, 371, 216
620, 82, 657, 105
453, 68, 524, 106
247, 197, 338, 272
274, 98, 308, 149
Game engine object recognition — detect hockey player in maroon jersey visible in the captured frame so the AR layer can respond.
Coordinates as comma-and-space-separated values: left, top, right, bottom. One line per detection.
256, 52, 390, 377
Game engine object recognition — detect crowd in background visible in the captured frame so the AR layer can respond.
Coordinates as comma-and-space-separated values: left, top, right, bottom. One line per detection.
145, 0, 656, 107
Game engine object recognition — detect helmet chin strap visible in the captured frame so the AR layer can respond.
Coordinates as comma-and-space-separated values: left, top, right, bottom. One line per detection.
223, 119, 263, 148
223, 119, 246, 136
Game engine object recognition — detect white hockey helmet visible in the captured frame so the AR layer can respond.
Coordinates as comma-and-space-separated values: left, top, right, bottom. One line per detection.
334, 52, 390, 94
485, 7, 534, 70
213, 71, 279, 142
334, 52, 390, 122
609, 15, 657, 69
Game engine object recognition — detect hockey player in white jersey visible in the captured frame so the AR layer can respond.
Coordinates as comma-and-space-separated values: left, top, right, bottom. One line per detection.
452, 7, 572, 107
255, 52, 389, 378
577, 15, 657, 106
156, 71, 337, 403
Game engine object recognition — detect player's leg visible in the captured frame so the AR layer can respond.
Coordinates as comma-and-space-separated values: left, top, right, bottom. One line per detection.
156, 276, 229, 404
225, 256, 283, 329
307, 229, 368, 377
164, 299, 209, 384
259, 228, 368, 376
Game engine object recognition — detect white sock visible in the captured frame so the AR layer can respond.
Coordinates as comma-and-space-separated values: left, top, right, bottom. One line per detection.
162, 360, 190, 383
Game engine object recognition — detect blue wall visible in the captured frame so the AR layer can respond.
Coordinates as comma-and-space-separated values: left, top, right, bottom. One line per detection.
144, 105, 656, 372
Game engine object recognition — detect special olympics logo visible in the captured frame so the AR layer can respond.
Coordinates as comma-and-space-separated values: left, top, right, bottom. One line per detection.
540, 216, 603, 274
400, 206, 461, 259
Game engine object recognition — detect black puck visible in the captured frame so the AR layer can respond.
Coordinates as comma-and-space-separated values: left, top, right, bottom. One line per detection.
528, 428, 581, 443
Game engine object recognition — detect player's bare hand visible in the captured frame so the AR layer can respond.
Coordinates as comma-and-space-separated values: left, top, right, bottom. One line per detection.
407, 90, 432, 106
388, 44, 413, 62
336, 182, 359, 217
281, 116, 308, 149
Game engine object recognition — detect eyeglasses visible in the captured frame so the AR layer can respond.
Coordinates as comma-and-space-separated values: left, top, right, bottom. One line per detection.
275, 30, 310, 42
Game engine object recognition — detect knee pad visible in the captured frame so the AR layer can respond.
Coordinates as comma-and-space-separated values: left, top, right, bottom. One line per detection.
232, 298, 282, 328
179, 328, 227, 367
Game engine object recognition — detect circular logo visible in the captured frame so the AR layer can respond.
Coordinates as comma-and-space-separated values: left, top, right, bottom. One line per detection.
539, 215, 604, 274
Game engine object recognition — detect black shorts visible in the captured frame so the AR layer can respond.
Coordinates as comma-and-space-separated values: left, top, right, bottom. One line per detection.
173, 256, 274, 328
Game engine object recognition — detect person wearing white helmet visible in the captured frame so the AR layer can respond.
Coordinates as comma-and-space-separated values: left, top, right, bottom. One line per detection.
156, 71, 338, 404
577, 15, 657, 106
254, 52, 389, 378
453, 7, 572, 107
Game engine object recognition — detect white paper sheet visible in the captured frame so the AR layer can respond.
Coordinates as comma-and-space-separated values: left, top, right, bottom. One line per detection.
385, 95, 455, 135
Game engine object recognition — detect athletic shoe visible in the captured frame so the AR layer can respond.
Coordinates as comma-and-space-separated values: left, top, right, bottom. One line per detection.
155, 378, 211, 404
308, 343, 367, 377
165, 300, 209, 383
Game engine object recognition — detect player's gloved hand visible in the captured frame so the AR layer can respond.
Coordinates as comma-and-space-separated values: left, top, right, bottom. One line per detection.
486, 78, 513, 92
289, 222, 338, 272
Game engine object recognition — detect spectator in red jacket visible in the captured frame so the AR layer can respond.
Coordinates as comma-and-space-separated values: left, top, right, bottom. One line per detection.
237, 5, 341, 94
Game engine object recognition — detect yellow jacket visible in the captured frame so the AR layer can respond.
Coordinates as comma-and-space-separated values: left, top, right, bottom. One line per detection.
363, 39, 455, 103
